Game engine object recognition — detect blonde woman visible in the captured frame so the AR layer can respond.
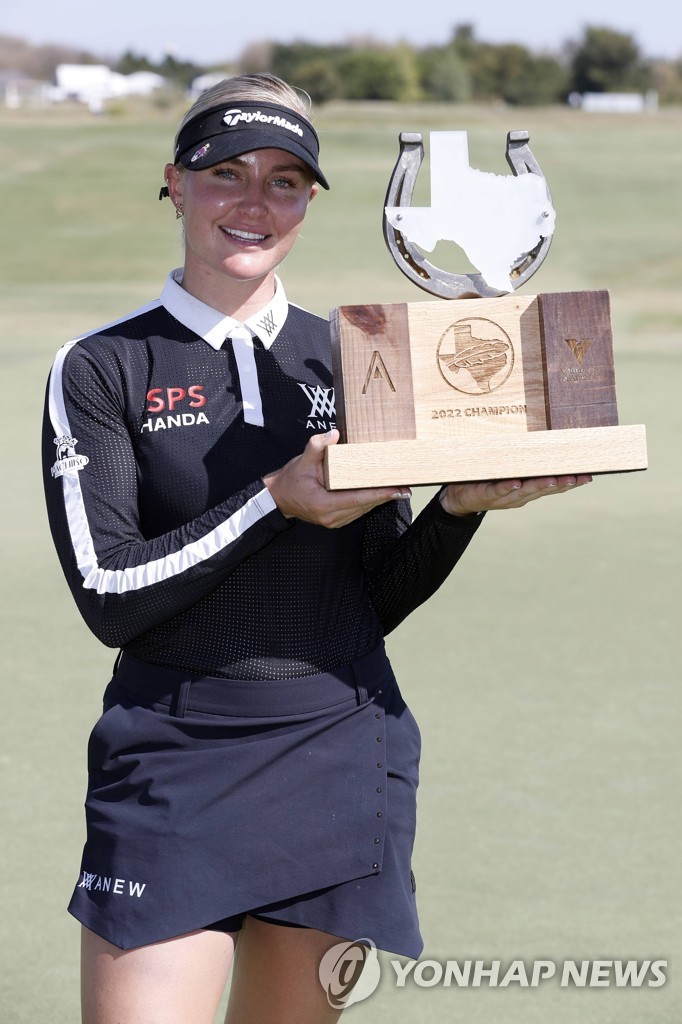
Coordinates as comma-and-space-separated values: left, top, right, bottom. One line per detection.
43, 73, 590, 1023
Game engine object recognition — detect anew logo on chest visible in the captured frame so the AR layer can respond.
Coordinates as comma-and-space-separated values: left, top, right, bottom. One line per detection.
140, 384, 210, 432
298, 383, 336, 432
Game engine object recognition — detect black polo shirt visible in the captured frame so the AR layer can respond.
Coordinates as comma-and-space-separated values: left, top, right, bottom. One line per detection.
43, 272, 483, 679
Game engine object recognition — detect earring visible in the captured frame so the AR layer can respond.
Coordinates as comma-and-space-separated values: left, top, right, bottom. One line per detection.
175, 206, 184, 220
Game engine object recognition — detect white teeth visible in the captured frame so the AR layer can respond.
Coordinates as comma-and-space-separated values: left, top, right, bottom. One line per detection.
225, 228, 266, 241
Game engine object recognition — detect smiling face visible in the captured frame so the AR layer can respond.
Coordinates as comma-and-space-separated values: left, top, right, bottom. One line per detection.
165, 148, 318, 316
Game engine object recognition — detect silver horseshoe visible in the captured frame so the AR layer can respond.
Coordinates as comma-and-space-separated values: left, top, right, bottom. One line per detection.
382, 130, 554, 300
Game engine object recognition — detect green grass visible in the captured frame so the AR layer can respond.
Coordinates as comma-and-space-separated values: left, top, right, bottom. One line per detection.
1, 100, 680, 1024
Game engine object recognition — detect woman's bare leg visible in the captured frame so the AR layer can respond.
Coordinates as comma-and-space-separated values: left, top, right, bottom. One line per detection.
224, 916, 353, 1024
81, 924, 237, 1024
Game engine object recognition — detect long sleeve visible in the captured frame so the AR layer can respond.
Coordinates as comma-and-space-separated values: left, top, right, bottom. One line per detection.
362, 492, 485, 635
42, 338, 291, 648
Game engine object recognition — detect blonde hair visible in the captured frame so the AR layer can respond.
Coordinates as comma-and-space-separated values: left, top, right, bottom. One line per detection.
174, 73, 312, 157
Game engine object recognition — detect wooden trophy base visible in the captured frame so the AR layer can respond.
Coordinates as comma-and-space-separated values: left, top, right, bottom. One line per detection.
324, 426, 646, 489
324, 290, 647, 489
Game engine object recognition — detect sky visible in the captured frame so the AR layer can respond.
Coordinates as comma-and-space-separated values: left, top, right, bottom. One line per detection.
2, 0, 681, 64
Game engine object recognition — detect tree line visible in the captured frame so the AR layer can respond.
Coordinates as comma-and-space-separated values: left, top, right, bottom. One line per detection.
109, 24, 682, 105
3, 24, 682, 104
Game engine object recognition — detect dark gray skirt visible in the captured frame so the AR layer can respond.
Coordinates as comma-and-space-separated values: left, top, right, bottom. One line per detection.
68, 644, 423, 957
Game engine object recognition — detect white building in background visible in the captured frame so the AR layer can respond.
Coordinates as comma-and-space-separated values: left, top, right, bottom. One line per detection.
123, 71, 168, 96
568, 91, 659, 113
189, 72, 230, 99
0, 71, 51, 107
51, 64, 167, 111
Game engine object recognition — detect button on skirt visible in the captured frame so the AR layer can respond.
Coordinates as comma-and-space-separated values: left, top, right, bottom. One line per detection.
68, 644, 423, 957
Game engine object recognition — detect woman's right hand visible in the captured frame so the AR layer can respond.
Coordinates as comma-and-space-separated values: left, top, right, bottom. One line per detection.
263, 430, 411, 528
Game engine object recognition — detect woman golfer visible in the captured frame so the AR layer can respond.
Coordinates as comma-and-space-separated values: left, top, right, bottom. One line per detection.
42, 73, 590, 1023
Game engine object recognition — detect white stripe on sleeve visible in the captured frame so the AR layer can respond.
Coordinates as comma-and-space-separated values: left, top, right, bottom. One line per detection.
47, 339, 277, 597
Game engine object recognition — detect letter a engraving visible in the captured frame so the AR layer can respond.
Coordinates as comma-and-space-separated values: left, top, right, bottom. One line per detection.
363, 351, 396, 395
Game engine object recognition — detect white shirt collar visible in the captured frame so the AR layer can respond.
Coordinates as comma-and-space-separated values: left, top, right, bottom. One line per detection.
160, 268, 289, 350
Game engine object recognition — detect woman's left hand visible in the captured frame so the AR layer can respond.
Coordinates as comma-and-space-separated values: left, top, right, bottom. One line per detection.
439, 475, 593, 516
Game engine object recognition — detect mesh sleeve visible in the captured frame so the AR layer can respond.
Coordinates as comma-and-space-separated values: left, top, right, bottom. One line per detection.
362, 491, 484, 635
42, 341, 291, 648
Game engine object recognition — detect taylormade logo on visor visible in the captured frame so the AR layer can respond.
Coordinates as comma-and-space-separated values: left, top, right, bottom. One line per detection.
222, 108, 304, 137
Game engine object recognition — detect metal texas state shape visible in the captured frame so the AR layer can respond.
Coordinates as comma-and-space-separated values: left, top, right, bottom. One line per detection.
383, 130, 554, 300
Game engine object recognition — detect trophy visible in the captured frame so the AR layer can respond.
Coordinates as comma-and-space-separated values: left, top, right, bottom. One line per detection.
323, 129, 647, 488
